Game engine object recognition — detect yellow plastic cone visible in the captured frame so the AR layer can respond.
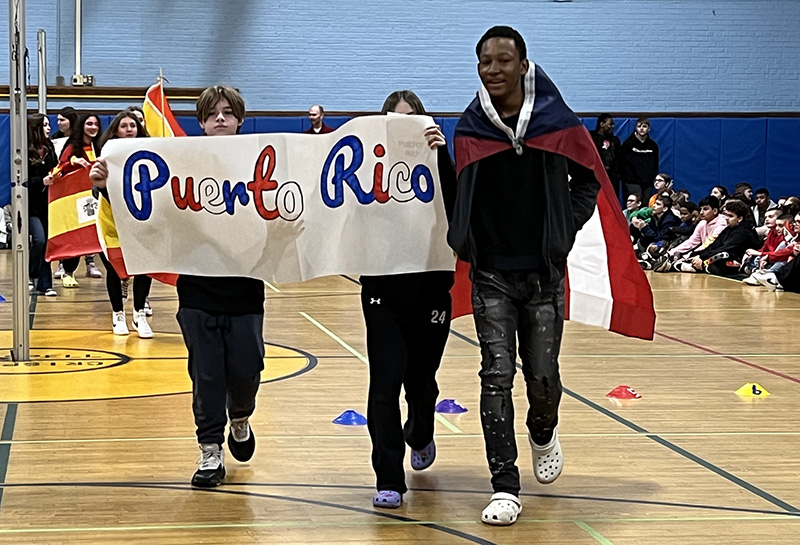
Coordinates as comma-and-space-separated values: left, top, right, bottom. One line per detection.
734, 383, 771, 397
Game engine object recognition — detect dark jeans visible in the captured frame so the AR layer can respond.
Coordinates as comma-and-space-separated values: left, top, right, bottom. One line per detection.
361, 281, 451, 494
177, 308, 265, 446
29, 215, 52, 291
98, 253, 152, 312
472, 268, 565, 496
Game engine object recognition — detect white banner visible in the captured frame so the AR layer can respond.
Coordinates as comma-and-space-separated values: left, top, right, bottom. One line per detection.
102, 115, 455, 283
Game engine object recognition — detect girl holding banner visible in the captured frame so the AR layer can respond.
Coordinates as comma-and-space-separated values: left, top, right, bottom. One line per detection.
45, 113, 103, 288
362, 91, 457, 509
95, 111, 154, 338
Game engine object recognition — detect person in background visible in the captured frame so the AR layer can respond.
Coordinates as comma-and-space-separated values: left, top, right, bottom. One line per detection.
304, 104, 334, 134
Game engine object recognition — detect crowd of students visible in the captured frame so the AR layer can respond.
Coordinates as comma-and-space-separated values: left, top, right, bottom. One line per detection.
620, 172, 800, 291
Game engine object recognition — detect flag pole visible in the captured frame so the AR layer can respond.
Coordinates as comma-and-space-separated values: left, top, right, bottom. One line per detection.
159, 68, 166, 137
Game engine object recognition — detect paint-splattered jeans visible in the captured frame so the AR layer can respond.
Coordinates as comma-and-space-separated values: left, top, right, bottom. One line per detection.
472, 268, 565, 495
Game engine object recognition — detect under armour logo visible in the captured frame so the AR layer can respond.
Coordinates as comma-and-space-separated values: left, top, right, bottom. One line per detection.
370, 298, 381, 305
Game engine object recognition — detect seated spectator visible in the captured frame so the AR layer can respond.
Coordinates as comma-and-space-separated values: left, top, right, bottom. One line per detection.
781, 196, 800, 217
752, 214, 800, 290
624, 193, 643, 225
660, 201, 699, 252
711, 185, 729, 205
648, 174, 674, 207
633, 195, 680, 264
654, 196, 727, 272
676, 199, 760, 276
741, 209, 784, 283
733, 182, 755, 207
753, 187, 779, 233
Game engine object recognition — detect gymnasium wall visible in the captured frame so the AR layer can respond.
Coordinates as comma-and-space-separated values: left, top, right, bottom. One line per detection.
2, 1, 799, 206
1, 0, 799, 112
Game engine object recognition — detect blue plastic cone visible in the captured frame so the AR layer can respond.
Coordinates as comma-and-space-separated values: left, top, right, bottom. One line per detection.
435, 399, 468, 414
332, 409, 367, 426
0, 293, 5, 303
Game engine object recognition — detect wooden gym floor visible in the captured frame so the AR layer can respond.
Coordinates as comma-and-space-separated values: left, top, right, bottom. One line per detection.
0, 252, 799, 544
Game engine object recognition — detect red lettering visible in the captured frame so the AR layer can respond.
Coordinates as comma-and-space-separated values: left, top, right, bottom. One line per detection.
171, 176, 202, 211
246, 146, 280, 220
372, 145, 389, 203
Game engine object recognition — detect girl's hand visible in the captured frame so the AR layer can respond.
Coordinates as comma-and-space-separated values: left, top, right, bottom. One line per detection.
43, 175, 54, 186
424, 125, 446, 149
89, 159, 109, 188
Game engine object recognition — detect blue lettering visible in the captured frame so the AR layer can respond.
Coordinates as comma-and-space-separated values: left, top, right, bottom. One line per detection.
222, 180, 251, 215
320, 135, 372, 208
410, 165, 435, 203
123, 151, 170, 220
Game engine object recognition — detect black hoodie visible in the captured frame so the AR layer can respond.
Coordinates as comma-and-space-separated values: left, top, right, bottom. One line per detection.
696, 220, 760, 261
620, 133, 659, 190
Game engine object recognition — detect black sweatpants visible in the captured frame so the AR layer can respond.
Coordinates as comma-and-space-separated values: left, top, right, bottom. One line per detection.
98, 253, 152, 312
177, 308, 265, 446
472, 268, 565, 496
361, 273, 452, 494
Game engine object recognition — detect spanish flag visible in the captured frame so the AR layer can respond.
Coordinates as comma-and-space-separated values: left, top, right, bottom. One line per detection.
46, 167, 102, 261
143, 80, 187, 137
96, 78, 183, 284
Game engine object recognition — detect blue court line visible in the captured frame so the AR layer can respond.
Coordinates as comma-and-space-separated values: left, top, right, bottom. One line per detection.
0, 403, 19, 510
450, 330, 799, 514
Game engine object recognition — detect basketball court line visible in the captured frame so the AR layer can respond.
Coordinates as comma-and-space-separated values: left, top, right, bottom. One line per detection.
449, 331, 799, 514
0, 480, 799, 539
300, 312, 464, 434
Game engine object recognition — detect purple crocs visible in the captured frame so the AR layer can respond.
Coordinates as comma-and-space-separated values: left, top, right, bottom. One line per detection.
372, 490, 402, 508
410, 440, 436, 471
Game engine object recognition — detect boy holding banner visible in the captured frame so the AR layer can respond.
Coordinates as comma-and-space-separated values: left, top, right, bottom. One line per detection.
91, 85, 265, 488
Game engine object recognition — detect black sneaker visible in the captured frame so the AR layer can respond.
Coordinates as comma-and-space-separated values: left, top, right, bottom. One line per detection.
191, 443, 225, 488
227, 417, 256, 462
653, 256, 671, 273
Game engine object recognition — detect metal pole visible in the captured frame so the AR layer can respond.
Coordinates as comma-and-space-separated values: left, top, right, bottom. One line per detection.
37, 29, 46, 114
74, 0, 81, 76
8, 0, 31, 361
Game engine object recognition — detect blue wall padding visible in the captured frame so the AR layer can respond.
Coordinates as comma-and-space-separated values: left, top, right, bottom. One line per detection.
766, 120, 800, 197
2, 114, 798, 208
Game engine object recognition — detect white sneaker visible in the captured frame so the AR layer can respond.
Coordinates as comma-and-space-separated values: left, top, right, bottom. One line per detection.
54, 264, 65, 279
143, 297, 153, 316
112, 311, 129, 335
132, 310, 154, 338
754, 272, 783, 291
742, 274, 760, 286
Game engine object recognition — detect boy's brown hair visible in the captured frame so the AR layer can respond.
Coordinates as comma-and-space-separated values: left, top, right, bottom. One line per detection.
196, 85, 246, 123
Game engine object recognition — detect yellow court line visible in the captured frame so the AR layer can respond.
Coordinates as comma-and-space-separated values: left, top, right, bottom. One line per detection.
264, 281, 281, 293
6, 430, 800, 446
296, 313, 463, 434
0, 513, 796, 535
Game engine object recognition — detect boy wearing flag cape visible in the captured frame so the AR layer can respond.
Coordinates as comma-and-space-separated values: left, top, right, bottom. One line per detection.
448, 26, 601, 525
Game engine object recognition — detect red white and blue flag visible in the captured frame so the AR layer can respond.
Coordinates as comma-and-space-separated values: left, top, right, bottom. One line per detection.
451, 64, 655, 340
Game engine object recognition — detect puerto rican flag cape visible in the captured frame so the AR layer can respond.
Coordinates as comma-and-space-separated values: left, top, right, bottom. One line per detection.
450, 64, 655, 340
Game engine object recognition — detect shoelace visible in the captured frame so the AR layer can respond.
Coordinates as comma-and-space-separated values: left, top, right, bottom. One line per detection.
197, 449, 222, 470
230, 421, 250, 442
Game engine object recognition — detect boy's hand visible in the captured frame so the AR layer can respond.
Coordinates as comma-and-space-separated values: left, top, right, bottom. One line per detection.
424, 125, 446, 149
691, 256, 703, 270
89, 158, 109, 188
745, 248, 761, 256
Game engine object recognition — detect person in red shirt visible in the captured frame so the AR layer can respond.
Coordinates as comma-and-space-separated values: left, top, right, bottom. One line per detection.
304, 104, 334, 134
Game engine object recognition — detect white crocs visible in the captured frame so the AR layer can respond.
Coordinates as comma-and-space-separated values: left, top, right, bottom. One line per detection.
481, 492, 522, 526
529, 427, 563, 484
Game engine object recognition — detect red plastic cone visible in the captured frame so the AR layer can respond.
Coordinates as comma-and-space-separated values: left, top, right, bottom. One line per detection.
606, 385, 642, 399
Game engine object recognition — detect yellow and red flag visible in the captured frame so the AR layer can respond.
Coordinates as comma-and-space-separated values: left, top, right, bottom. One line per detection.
143, 80, 187, 137
96, 77, 184, 284
46, 168, 102, 261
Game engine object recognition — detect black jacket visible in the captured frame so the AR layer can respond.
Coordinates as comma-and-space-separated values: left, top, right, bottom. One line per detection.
590, 130, 622, 184
638, 211, 681, 247
447, 148, 600, 281
620, 134, 659, 189
696, 220, 760, 261
28, 146, 58, 219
